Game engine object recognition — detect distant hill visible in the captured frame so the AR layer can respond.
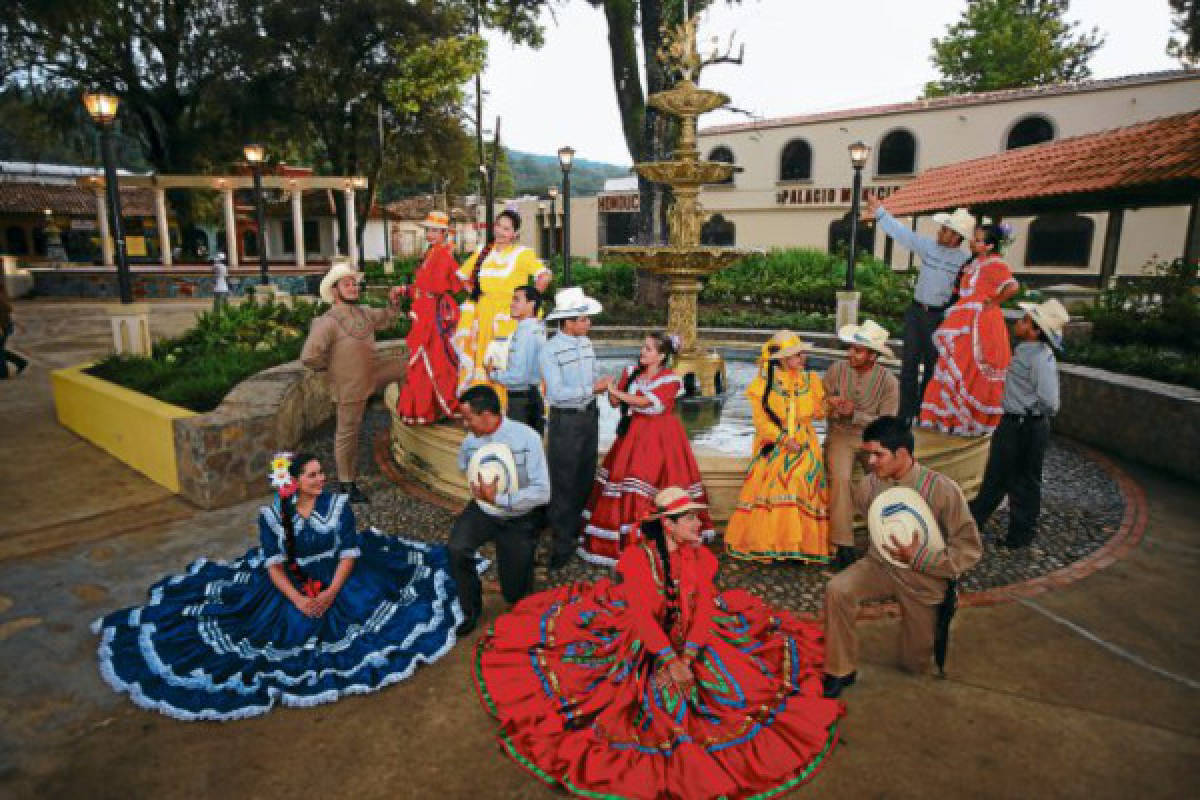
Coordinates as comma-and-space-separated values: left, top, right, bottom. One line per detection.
507, 148, 631, 196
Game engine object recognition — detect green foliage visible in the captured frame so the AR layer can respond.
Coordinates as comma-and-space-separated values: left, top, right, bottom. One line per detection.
1082, 257, 1200, 352
1167, 0, 1200, 66
507, 149, 631, 196
923, 0, 1104, 97
1062, 343, 1200, 390
86, 299, 408, 413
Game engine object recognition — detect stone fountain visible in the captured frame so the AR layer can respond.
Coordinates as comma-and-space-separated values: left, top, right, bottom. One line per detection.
602, 13, 752, 397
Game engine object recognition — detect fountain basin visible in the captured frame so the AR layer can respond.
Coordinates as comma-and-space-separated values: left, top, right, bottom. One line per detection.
634, 160, 734, 186
601, 245, 752, 278
388, 342, 990, 525
648, 82, 730, 117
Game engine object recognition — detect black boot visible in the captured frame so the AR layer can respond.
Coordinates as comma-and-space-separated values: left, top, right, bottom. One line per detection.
341, 482, 369, 504
822, 671, 857, 698
831, 545, 859, 572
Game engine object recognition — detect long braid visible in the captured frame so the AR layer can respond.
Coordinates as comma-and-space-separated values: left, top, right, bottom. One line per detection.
281, 452, 317, 582
641, 518, 679, 634
467, 242, 494, 303
761, 359, 784, 431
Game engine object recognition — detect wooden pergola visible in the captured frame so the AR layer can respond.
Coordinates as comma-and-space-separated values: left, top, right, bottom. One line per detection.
882, 110, 1200, 285
75, 172, 367, 270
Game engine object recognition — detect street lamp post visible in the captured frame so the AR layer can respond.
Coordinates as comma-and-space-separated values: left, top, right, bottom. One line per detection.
479, 163, 494, 245
558, 146, 575, 285
845, 140, 871, 291
546, 185, 558, 269
243, 144, 270, 285
82, 91, 132, 304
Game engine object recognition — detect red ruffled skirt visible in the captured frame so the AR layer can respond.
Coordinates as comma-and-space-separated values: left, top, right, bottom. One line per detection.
396, 294, 460, 424
474, 580, 842, 800
581, 414, 715, 566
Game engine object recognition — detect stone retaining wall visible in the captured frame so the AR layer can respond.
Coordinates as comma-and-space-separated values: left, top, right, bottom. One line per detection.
173, 341, 407, 508
1055, 364, 1200, 483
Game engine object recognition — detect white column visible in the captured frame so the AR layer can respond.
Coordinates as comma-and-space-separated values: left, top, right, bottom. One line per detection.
344, 188, 358, 265
223, 188, 239, 269
154, 188, 172, 266
94, 188, 114, 267
291, 188, 306, 269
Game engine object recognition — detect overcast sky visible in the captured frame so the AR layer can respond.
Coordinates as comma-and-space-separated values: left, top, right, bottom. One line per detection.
481, 0, 1182, 166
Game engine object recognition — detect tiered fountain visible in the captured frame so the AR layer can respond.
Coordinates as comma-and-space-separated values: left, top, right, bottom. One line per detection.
602, 14, 753, 397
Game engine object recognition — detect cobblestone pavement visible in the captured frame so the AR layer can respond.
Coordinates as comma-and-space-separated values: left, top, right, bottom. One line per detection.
303, 407, 1126, 614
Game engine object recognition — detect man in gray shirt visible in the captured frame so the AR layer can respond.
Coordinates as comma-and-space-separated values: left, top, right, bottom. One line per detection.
969, 299, 1067, 550
451, 385, 551, 635
868, 196, 973, 424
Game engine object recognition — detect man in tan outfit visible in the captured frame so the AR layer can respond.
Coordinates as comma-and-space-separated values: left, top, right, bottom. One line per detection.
822, 415, 981, 698
824, 319, 899, 571
301, 258, 405, 503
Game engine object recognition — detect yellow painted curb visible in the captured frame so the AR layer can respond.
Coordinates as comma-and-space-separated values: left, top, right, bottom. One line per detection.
51, 364, 195, 493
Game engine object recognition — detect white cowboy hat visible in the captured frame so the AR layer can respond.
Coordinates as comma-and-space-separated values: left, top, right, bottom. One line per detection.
418, 210, 451, 229
931, 208, 976, 241
647, 486, 708, 519
319, 258, 363, 303
868, 487, 945, 570
1017, 298, 1069, 349
838, 319, 895, 359
467, 442, 520, 515
544, 286, 603, 321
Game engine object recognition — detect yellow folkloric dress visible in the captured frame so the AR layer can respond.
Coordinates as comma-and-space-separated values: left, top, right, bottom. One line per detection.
725, 369, 831, 562
453, 244, 548, 401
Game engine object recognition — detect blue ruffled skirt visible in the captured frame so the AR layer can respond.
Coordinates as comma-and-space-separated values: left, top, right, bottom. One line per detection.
92, 529, 463, 721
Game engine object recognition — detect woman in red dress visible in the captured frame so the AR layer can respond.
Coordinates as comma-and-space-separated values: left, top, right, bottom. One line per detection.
475, 487, 842, 800
581, 332, 714, 566
920, 223, 1020, 436
395, 211, 465, 424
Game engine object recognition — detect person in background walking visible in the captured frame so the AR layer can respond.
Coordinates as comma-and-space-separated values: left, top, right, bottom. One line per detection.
0, 281, 29, 379
868, 195, 972, 426
211, 252, 229, 312
969, 299, 1067, 549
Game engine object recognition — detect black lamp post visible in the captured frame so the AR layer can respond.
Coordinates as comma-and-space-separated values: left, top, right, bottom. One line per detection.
546, 184, 558, 267
558, 146, 575, 285
845, 140, 871, 291
479, 163, 494, 245
82, 91, 132, 304
243, 144, 270, 285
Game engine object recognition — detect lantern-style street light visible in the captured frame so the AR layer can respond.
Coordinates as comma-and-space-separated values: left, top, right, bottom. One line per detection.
845, 140, 871, 291
82, 91, 132, 303
243, 144, 271, 285
546, 184, 558, 268
557, 146, 575, 285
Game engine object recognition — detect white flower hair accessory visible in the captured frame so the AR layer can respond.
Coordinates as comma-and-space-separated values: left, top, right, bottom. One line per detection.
667, 333, 682, 352
269, 452, 298, 499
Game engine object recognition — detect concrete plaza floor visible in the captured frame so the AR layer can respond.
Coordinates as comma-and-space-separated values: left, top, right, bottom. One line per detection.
0, 300, 1196, 799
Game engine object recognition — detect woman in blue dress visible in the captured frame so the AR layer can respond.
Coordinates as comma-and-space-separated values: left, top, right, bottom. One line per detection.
93, 452, 464, 721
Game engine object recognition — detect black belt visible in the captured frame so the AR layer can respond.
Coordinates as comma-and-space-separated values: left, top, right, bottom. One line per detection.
507, 387, 537, 398
1003, 412, 1046, 422
913, 299, 951, 314
551, 401, 596, 415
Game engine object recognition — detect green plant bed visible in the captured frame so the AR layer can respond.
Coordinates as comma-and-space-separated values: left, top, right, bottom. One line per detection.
86, 299, 410, 413
1062, 343, 1200, 390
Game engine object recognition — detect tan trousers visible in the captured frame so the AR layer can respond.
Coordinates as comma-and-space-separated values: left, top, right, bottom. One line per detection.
823, 557, 937, 677
333, 360, 407, 483
825, 428, 862, 547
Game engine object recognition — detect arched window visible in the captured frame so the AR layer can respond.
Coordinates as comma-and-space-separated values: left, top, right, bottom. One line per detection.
779, 139, 812, 181
877, 129, 916, 176
1006, 115, 1055, 150
828, 211, 875, 258
701, 214, 736, 246
4, 225, 28, 255
706, 145, 735, 184
1026, 213, 1094, 267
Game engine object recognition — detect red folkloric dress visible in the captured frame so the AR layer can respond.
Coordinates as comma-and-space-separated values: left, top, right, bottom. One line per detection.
581, 366, 715, 566
474, 541, 842, 800
920, 253, 1017, 436
395, 242, 464, 424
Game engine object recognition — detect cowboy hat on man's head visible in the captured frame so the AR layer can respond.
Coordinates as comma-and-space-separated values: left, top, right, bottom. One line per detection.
931, 208, 975, 241
319, 257, 363, 303
1018, 298, 1069, 349
544, 287, 603, 321
838, 319, 895, 359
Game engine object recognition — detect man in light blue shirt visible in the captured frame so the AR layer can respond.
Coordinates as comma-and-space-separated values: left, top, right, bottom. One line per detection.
539, 287, 612, 570
490, 284, 547, 434
450, 385, 551, 636
970, 299, 1066, 551
868, 195, 973, 424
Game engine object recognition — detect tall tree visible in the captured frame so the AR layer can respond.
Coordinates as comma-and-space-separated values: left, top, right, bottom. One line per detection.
1167, 0, 1200, 66
923, 0, 1104, 98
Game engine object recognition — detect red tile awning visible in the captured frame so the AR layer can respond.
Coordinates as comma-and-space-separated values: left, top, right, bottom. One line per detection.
0, 182, 157, 216
882, 110, 1200, 217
